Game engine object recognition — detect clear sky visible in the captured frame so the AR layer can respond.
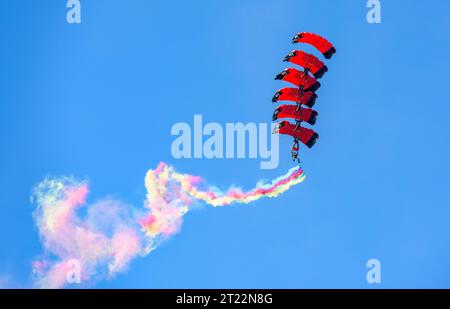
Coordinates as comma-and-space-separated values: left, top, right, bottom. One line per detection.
1, 0, 450, 288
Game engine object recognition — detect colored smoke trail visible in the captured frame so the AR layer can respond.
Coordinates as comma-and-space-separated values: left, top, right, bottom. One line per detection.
31, 177, 147, 288
32, 163, 305, 288
139, 162, 305, 239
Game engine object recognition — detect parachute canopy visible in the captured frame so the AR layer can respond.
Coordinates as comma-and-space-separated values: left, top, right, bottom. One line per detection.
283, 50, 328, 79
272, 88, 318, 108
273, 104, 318, 125
275, 68, 320, 92
292, 32, 336, 59
273, 121, 319, 148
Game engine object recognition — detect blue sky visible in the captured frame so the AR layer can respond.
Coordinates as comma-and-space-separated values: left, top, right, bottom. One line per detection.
1, 0, 450, 288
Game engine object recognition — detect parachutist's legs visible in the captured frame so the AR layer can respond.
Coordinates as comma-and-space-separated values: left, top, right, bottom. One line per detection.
291, 139, 300, 162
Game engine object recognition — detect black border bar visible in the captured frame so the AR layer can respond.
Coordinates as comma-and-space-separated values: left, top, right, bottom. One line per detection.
1, 289, 450, 306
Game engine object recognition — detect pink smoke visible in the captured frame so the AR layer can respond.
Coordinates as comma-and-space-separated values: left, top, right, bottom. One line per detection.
32, 177, 147, 288
31, 163, 305, 288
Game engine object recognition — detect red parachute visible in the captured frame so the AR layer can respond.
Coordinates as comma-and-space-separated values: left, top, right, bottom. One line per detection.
273, 104, 318, 125
292, 32, 336, 59
272, 88, 318, 108
275, 68, 320, 92
283, 50, 327, 79
272, 32, 335, 163
273, 121, 319, 149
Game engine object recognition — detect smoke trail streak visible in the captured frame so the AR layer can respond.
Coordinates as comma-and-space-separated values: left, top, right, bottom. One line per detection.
32, 163, 305, 288
139, 163, 305, 239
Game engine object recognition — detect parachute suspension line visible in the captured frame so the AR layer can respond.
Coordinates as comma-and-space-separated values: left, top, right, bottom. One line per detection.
295, 85, 304, 112
295, 67, 310, 112
291, 67, 310, 164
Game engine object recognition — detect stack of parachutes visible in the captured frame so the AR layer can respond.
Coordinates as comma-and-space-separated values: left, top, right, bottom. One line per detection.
272, 32, 335, 162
